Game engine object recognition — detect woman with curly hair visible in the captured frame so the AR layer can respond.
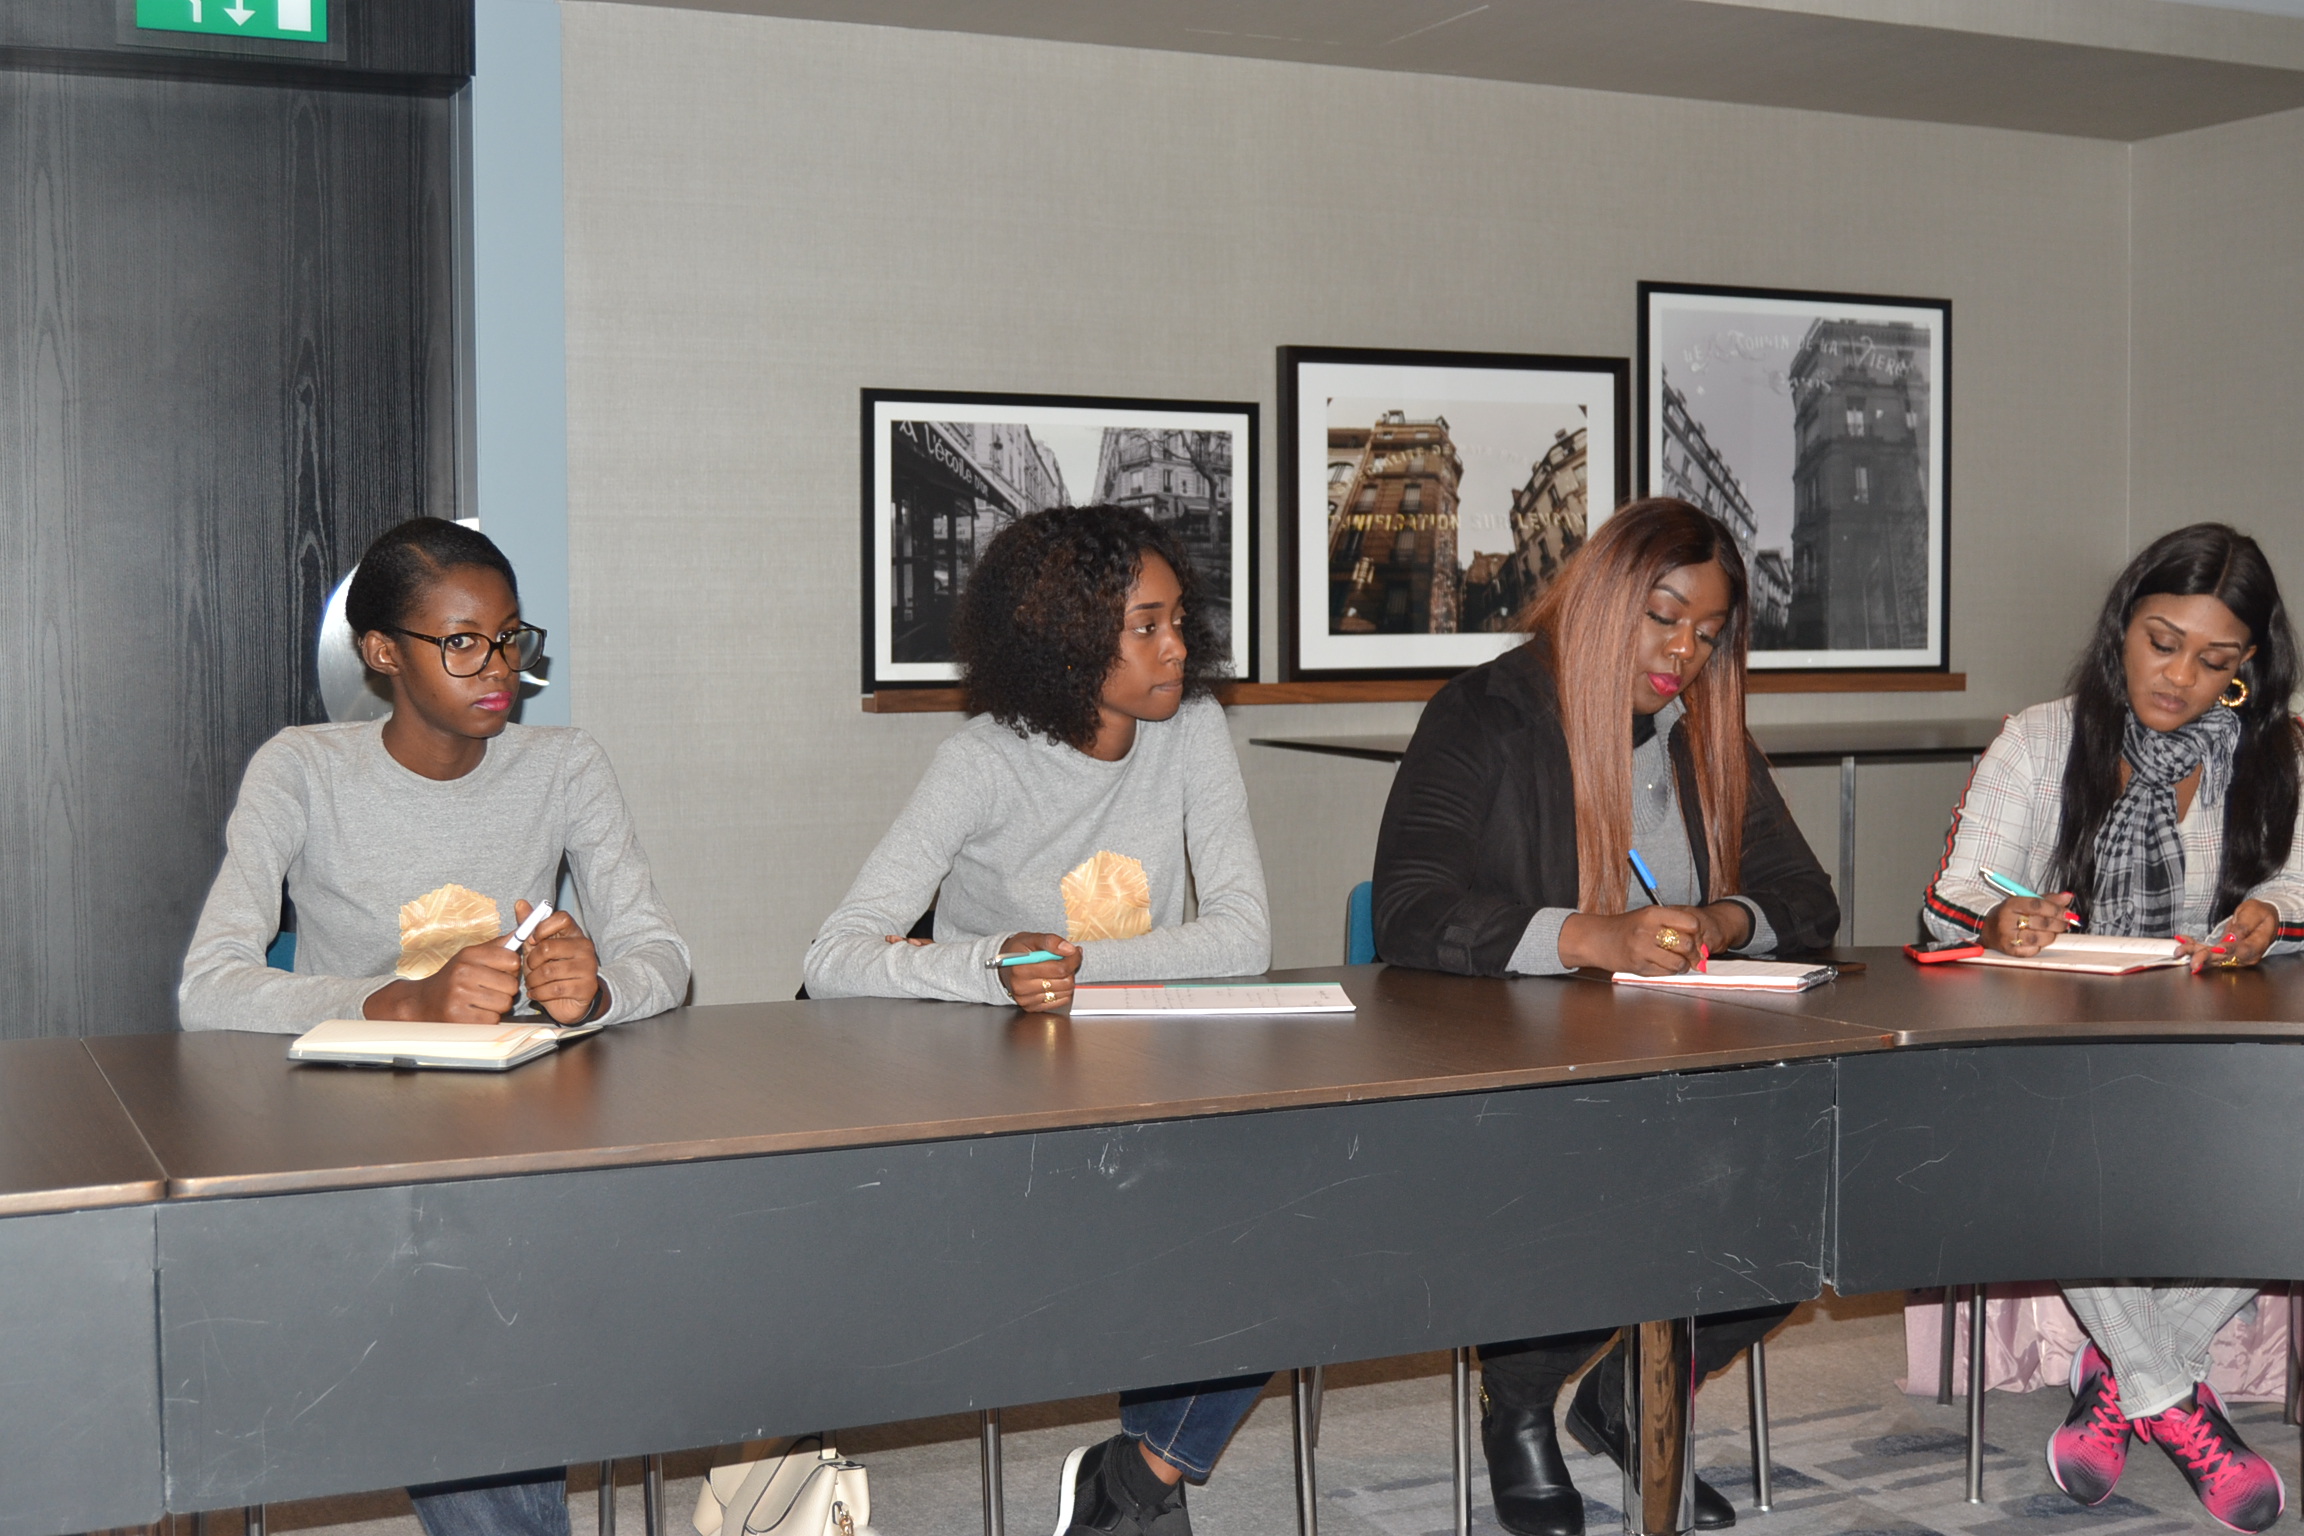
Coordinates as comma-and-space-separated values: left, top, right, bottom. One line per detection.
804, 504, 1272, 1536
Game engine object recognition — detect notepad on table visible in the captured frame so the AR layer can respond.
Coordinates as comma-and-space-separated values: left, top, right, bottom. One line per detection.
1611, 959, 1837, 992
1956, 934, 2187, 975
1068, 983, 1356, 1016
287, 1018, 606, 1071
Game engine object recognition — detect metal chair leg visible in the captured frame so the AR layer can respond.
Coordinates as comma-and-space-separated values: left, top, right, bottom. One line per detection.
243, 1510, 264, 1536
598, 1461, 616, 1536
1937, 1287, 1957, 1406
1965, 1284, 1987, 1504
981, 1408, 1005, 1536
2286, 1285, 2302, 1428
1451, 1347, 1472, 1536
643, 1454, 665, 1536
1747, 1339, 1773, 1512
1293, 1366, 1324, 1536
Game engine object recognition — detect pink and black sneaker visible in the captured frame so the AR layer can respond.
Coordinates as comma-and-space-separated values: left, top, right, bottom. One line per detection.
2139, 1382, 2287, 1534
2047, 1342, 2133, 1506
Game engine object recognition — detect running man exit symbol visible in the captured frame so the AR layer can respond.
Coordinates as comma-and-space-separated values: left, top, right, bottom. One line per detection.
134, 0, 328, 40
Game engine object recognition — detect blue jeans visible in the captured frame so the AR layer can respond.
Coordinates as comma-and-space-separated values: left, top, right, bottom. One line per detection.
408, 1468, 570, 1536
1118, 1372, 1272, 1480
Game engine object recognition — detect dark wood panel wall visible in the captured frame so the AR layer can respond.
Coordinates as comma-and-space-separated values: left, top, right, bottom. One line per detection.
0, 14, 472, 1037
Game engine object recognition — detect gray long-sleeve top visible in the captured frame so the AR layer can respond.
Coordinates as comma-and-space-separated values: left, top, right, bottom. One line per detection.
803, 695, 1271, 1004
179, 721, 691, 1032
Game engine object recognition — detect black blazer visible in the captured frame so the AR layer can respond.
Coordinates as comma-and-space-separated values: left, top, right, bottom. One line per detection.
1372, 637, 1839, 975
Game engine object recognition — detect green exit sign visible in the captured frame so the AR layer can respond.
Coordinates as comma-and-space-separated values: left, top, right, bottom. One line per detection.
135, 0, 328, 42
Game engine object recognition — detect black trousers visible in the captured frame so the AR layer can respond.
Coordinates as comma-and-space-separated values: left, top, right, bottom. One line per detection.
1477, 1303, 1794, 1431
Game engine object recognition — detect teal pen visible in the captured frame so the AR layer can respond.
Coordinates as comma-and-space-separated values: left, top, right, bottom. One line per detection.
1981, 869, 2084, 930
987, 949, 1064, 968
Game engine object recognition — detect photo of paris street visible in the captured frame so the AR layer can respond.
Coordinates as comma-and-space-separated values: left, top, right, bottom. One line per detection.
1324, 399, 1592, 637
1652, 306, 1935, 653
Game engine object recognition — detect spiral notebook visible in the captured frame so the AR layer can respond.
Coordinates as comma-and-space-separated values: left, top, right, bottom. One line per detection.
1611, 960, 1837, 992
1068, 983, 1356, 1016
1957, 935, 2187, 975
287, 1018, 605, 1070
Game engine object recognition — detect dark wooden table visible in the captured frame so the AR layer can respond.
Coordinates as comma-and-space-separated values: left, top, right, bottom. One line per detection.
1251, 720, 2007, 942
74, 967, 1886, 1515
1721, 948, 2304, 1294
18, 953, 2304, 1534
0, 1039, 170, 1536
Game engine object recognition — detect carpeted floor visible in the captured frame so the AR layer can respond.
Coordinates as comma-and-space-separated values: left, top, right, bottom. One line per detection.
223, 1290, 2297, 1536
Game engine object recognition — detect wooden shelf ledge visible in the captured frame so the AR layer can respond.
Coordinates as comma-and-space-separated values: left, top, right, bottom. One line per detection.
862, 672, 1966, 713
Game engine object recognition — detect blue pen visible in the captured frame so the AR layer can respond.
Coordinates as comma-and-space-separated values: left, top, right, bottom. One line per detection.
1981, 869, 2084, 931
1627, 849, 1665, 907
1628, 850, 1705, 969
986, 949, 1065, 968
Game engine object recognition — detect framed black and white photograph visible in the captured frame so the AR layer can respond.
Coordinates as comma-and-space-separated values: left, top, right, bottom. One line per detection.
862, 389, 1257, 692
1280, 346, 1628, 680
1639, 282, 1951, 671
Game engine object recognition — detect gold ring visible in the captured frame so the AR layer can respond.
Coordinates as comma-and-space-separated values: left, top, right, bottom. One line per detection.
2016, 916, 2028, 930
1657, 930, 1683, 950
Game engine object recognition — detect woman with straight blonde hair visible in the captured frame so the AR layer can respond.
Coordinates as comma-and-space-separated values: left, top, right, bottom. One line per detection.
1373, 497, 1838, 1536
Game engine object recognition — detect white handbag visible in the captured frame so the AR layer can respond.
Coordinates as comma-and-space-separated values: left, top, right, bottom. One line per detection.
693, 1437, 872, 1536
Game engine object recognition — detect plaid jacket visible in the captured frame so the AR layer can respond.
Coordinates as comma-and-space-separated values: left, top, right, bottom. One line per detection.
1921, 697, 2304, 949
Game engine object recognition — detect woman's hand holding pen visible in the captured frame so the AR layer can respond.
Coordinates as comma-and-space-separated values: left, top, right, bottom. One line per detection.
2181, 898, 2278, 973
363, 941, 522, 1024
515, 898, 606, 1023
997, 932, 1080, 1014
1981, 893, 2077, 957
1560, 908, 1707, 975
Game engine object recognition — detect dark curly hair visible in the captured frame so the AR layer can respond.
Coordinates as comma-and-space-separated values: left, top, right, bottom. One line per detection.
954, 504, 1221, 750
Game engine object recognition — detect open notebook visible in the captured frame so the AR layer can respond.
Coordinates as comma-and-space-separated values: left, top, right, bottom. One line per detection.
287, 1018, 606, 1071
1958, 934, 2188, 975
1068, 983, 1356, 1017
1612, 960, 1838, 992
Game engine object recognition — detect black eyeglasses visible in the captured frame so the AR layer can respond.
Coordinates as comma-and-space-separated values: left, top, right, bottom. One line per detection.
391, 623, 547, 678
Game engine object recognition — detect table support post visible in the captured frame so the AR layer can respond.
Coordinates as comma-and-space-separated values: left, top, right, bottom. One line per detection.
1746, 1339, 1771, 1512
1293, 1366, 1323, 1536
1452, 1347, 1473, 1536
980, 1408, 1004, 1536
1937, 1288, 1957, 1406
597, 1462, 616, 1536
1621, 1319, 1695, 1536
1965, 1285, 1987, 1504
1838, 755, 1858, 945
643, 1455, 665, 1536
243, 1510, 263, 1536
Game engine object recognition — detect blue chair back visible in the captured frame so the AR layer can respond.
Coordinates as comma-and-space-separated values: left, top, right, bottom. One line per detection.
266, 931, 297, 972
1346, 880, 1377, 965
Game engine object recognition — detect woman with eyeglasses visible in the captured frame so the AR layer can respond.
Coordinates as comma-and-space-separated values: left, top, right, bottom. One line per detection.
180, 516, 689, 1051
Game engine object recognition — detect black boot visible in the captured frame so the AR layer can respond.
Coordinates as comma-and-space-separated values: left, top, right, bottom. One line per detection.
1564, 1366, 1737, 1530
1481, 1395, 1585, 1536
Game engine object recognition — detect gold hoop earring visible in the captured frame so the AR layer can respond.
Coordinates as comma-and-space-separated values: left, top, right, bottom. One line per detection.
2220, 678, 2251, 710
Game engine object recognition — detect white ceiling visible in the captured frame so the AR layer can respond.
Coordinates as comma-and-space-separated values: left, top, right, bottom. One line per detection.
605, 0, 2304, 139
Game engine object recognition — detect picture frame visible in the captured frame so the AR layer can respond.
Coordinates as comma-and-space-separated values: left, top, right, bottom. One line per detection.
861, 389, 1258, 693
1279, 346, 1629, 681
1639, 281, 1952, 671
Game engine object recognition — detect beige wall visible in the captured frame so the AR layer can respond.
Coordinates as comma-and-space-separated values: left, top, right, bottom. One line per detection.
559, 5, 2138, 998
2131, 107, 2304, 584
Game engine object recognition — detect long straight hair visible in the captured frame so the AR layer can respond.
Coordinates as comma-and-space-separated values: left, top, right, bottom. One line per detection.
1525, 497, 1752, 913
2049, 522, 2302, 923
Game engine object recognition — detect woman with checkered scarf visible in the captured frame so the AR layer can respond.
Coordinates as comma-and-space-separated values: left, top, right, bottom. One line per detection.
1922, 522, 2304, 1533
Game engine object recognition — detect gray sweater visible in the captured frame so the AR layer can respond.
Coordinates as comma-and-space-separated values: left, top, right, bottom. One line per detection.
179, 721, 691, 1032
804, 696, 1271, 1005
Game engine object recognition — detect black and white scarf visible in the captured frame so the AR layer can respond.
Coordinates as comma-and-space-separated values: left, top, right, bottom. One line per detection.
2089, 705, 2241, 936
